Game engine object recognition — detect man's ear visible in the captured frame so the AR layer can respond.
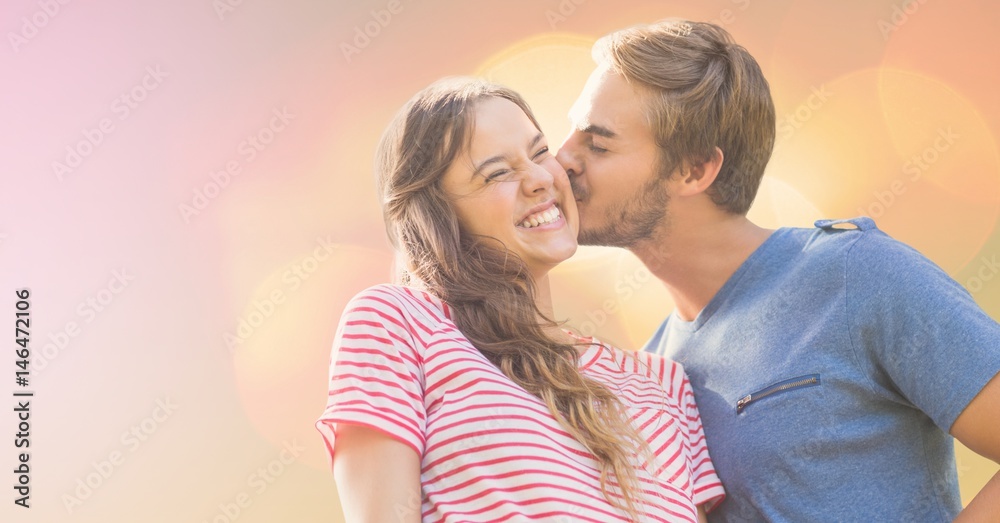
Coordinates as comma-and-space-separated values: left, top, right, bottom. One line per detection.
674, 147, 724, 197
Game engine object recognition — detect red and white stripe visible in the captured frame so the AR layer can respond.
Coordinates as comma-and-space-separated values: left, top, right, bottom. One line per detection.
317, 284, 724, 522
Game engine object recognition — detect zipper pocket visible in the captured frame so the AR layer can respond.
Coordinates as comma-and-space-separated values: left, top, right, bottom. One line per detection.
736, 374, 820, 414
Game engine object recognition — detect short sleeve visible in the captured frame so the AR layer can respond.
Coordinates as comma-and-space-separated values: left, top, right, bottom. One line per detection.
315, 286, 427, 465
678, 365, 726, 511
846, 231, 1000, 431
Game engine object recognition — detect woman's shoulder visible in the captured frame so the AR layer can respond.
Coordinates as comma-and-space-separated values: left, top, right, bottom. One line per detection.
578, 333, 688, 387
349, 283, 443, 309
345, 283, 453, 330
350, 282, 422, 301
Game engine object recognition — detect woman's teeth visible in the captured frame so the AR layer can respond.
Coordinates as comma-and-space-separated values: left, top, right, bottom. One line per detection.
519, 206, 561, 228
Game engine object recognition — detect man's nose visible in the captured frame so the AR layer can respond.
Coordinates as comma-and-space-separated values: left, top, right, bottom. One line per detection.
555, 134, 582, 177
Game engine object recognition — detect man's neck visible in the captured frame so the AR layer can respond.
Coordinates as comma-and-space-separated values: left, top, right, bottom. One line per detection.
631, 214, 774, 322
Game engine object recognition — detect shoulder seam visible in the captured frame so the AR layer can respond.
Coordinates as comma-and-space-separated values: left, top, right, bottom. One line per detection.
843, 231, 883, 397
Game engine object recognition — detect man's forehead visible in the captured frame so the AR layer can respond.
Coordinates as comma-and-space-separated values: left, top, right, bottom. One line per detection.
569, 64, 611, 120
568, 65, 644, 134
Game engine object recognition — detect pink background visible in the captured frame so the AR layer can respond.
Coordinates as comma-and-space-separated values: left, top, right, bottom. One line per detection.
2, 0, 998, 521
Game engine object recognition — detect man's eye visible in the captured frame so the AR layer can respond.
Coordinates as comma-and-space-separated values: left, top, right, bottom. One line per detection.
587, 138, 607, 154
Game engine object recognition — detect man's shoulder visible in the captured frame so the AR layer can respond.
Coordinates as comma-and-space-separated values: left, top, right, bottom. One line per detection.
787, 216, 880, 254
775, 216, 928, 271
804, 218, 949, 286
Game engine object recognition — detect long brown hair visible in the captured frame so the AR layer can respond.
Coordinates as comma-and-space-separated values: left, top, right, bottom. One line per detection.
375, 77, 651, 518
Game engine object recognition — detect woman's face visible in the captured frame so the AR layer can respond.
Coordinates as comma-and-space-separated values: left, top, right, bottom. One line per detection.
441, 97, 579, 279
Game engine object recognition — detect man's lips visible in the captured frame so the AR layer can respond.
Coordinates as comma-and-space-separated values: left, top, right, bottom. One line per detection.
569, 180, 588, 202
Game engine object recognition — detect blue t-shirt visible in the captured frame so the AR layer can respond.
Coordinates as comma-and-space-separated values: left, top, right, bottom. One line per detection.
643, 217, 1000, 522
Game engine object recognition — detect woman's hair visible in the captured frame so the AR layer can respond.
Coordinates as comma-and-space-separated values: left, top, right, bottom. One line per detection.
375, 77, 651, 517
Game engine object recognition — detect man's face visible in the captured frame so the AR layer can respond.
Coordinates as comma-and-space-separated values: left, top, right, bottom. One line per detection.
556, 64, 671, 248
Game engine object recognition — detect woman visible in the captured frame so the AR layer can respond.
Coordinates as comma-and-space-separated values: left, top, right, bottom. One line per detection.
316, 77, 724, 522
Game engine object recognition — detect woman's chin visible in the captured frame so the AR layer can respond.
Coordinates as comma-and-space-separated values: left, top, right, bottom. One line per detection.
526, 245, 579, 276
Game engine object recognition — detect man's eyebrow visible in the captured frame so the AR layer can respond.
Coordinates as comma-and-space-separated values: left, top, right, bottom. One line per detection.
580, 123, 616, 139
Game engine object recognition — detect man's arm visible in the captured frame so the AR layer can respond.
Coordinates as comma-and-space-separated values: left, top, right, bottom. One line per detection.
952, 373, 1000, 522
334, 424, 422, 523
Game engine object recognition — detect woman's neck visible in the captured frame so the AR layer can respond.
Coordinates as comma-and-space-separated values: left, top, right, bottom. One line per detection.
533, 272, 555, 319
533, 272, 580, 348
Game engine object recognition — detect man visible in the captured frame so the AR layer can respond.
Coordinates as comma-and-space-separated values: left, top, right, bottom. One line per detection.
556, 19, 1000, 522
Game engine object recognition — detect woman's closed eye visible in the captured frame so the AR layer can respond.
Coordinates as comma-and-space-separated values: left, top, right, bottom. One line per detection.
484, 169, 511, 183
532, 146, 550, 160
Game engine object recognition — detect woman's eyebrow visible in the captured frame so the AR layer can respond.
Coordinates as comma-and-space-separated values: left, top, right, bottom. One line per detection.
471, 154, 508, 179
470, 133, 546, 179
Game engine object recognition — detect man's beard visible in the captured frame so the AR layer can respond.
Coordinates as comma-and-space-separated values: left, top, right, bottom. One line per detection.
572, 174, 669, 248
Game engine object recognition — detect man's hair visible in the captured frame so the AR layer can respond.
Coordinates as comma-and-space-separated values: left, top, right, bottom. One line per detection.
594, 19, 776, 215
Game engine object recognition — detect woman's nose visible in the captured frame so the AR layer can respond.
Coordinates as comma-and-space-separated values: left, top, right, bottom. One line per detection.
522, 160, 555, 194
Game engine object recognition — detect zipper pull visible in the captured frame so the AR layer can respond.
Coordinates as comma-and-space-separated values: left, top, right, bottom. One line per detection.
736, 394, 752, 414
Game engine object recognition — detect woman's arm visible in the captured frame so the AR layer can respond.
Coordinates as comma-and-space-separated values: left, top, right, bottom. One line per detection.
333, 424, 422, 523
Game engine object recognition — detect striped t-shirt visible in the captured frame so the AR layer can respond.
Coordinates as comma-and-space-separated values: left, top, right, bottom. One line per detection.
316, 284, 724, 522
